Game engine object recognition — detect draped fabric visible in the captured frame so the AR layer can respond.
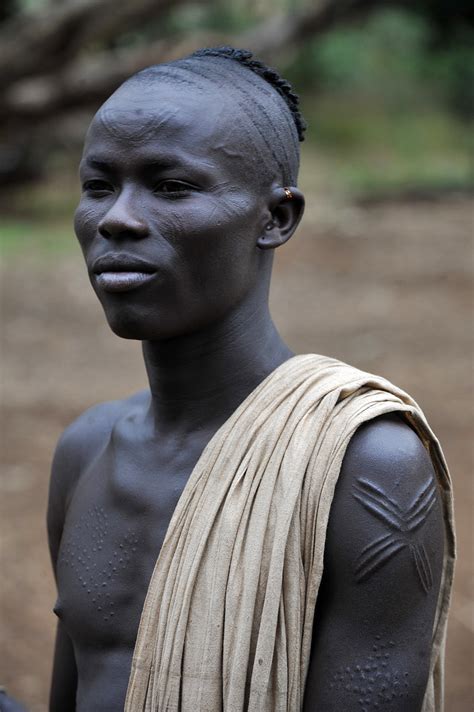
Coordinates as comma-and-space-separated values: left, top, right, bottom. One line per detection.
125, 354, 455, 711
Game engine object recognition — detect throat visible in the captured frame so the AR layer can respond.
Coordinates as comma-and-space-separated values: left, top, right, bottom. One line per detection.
141, 306, 293, 435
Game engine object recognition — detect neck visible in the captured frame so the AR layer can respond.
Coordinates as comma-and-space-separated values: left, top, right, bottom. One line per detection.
142, 298, 292, 435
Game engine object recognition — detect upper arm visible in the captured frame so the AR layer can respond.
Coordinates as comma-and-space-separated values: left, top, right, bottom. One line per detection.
47, 425, 82, 579
47, 424, 85, 711
303, 413, 445, 712
47, 397, 130, 575
47, 411, 99, 576
47, 399, 127, 710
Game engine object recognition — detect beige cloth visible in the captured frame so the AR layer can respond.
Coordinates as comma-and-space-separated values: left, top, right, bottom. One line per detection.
125, 354, 455, 711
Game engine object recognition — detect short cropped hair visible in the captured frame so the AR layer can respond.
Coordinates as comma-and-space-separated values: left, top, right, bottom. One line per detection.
130, 46, 306, 186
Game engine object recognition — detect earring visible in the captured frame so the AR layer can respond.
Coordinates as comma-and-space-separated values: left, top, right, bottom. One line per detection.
283, 187, 293, 200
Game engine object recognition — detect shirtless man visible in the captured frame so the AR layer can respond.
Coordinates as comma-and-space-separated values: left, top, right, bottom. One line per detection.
47, 47, 451, 711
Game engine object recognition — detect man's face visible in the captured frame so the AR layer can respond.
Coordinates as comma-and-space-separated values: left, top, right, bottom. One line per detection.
74, 79, 272, 341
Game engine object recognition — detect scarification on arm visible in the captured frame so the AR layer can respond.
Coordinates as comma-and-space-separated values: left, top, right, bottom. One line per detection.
352, 476, 436, 593
330, 634, 410, 711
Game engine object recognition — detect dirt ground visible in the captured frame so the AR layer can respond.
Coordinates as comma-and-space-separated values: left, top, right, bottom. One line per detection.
1, 196, 472, 710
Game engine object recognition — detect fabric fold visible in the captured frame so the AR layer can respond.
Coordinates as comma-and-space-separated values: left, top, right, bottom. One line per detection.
125, 354, 455, 712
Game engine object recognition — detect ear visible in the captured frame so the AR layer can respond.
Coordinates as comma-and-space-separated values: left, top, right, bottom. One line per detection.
257, 186, 305, 250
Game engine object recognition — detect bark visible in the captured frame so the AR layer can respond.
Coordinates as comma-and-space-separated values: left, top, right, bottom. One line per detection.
1, 0, 381, 124
0, 0, 195, 91
1, 33, 224, 123
240, 0, 380, 61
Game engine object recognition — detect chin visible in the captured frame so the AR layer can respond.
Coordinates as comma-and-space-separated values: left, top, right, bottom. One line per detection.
103, 306, 204, 342
97, 294, 172, 340
108, 322, 148, 341
105, 314, 172, 341
99, 293, 243, 342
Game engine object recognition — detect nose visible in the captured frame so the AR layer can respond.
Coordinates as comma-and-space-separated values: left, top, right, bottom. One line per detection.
98, 190, 149, 240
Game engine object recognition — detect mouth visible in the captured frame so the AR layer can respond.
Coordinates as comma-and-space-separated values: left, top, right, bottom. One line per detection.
91, 252, 157, 293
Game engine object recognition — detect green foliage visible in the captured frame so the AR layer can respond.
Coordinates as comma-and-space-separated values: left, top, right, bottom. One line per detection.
282, 8, 473, 196
422, 34, 474, 120
299, 96, 473, 196
125, 2, 265, 45
285, 8, 474, 119
0, 178, 79, 256
0, 220, 75, 256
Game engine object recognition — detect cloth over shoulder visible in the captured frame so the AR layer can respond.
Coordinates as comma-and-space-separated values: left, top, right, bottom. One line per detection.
125, 354, 455, 712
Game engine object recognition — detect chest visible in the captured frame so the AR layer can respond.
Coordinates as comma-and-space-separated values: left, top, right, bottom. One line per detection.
55, 440, 201, 647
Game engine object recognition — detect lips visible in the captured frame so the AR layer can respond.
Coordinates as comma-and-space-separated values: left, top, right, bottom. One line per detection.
91, 252, 157, 293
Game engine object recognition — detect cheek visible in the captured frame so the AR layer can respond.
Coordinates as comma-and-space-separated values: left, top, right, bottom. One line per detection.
170, 195, 261, 301
73, 201, 101, 253
162, 193, 258, 257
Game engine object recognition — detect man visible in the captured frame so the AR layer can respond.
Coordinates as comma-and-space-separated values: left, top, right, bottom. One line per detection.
47, 47, 454, 711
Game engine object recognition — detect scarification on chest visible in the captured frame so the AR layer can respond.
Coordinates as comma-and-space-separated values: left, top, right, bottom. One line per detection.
352, 477, 436, 593
58, 505, 139, 622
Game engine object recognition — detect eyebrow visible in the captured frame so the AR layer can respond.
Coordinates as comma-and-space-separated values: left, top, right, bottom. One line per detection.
81, 154, 216, 173
81, 158, 116, 172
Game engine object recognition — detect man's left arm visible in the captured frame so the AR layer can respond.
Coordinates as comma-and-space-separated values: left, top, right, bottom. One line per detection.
303, 413, 445, 712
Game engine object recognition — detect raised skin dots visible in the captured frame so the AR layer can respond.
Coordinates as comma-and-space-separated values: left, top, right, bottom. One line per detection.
57, 505, 138, 624
330, 634, 410, 712
352, 476, 436, 593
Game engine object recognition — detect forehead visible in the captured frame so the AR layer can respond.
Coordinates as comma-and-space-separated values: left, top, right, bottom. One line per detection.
83, 80, 255, 174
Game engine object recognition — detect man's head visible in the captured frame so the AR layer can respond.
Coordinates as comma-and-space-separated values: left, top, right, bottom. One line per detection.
74, 47, 305, 341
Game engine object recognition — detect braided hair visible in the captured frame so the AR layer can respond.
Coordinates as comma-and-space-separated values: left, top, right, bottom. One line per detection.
188, 46, 307, 142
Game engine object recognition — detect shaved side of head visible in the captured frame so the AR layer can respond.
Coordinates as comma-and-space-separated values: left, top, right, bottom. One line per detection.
125, 47, 306, 189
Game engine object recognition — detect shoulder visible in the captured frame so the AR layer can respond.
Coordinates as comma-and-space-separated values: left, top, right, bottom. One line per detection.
47, 390, 149, 567
342, 412, 434, 493
325, 412, 444, 599
51, 389, 147, 482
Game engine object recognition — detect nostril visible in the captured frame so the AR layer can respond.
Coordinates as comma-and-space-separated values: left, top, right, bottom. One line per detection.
99, 225, 112, 239
97, 216, 149, 240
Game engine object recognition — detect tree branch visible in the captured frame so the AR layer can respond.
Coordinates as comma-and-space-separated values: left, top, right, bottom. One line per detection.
0, 0, 196, 90
1, 0, 383, 123
1, 32, 226, 123
239, 0, 380, 63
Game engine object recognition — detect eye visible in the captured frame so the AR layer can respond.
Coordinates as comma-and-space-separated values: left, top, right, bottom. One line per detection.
82, 179, 114, 194
153, 180, 196, 197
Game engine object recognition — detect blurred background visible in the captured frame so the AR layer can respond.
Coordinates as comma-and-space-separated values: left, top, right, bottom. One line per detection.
1, 0, 473, 709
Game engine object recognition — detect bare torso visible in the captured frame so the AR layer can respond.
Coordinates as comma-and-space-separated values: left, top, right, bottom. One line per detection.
51, 392, 219, 711
49, 388, 445, 712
